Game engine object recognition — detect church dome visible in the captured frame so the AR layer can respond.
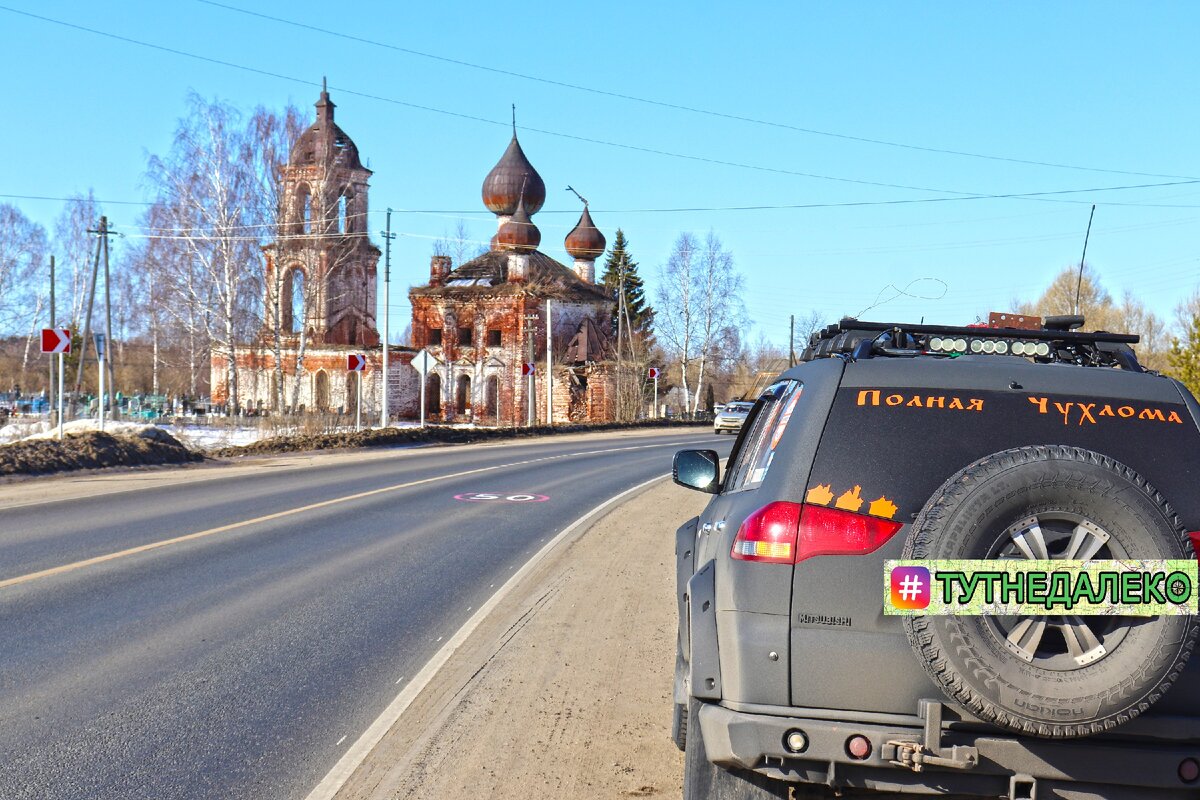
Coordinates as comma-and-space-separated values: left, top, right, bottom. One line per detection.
482, 134, 546, 216
564, 206, 606, 260
288, 85, 365, 170
495, 196, 541, 252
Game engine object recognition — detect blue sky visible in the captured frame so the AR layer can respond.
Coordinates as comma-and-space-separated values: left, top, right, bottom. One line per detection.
2, 1, 1198, 346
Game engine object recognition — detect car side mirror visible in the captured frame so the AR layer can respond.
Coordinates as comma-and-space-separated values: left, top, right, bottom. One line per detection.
673, 449, 720, 494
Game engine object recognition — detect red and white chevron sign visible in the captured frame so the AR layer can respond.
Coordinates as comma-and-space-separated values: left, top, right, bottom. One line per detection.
521, 362, 535, 376
41, 328, 71, 354
347, 354, 366, 371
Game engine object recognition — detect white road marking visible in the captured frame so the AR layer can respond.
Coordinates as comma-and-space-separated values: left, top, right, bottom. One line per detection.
0, 440, 709, 591
303, 473, 670, 800
335, 735, 346, 746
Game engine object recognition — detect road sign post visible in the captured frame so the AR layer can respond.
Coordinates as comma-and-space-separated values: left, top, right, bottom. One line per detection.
94, 333, 107, 431
412, 349, 435, 428
347, 354, 366, 431
42, 328, 71, 440
58, 352, 65, 440
648, 367, 660, 418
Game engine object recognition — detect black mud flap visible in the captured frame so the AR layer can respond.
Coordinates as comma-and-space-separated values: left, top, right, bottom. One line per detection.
675, 516, 698, 659
688, 560, 721, 700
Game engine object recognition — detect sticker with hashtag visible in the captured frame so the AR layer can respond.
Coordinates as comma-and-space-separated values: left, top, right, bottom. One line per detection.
883, 560, 1200, 615
889, 565, 931, 610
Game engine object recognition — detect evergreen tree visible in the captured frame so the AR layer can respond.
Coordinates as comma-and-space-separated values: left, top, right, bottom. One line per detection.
600, 229, 655, 346
1168, 311, 1200, 400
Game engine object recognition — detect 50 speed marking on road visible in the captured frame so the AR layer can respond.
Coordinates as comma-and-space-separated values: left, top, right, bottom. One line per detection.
453, 492, 550, 503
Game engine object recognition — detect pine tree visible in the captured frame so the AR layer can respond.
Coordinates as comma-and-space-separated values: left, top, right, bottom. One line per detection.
1168, 311, 1200, 399
600, 229, 655, 346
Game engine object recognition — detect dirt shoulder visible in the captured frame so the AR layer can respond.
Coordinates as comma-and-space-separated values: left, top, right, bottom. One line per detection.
331, 480, 706, 800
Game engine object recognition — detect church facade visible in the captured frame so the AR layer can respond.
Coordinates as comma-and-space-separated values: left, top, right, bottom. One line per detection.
212, 88, 617, 425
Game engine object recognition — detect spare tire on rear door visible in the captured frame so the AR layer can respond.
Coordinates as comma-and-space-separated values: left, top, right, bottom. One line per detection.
902, 445, 1197, 738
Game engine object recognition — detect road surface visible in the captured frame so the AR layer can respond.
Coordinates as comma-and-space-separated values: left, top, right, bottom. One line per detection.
0, 428, 729, 799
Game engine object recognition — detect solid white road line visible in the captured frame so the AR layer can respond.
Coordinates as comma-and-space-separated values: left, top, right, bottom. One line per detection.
0, 441, 708, 591
303, 472, 672, 800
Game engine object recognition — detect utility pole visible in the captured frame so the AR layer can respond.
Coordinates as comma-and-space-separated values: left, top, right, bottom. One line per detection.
616, 268, 625, 419
545, 299, 553, 426
789, 314, 796, 368
379, 208, 396, 428
524, 311, 539, 426
102, 217, 115, 420
74, 220, 104, 398
82, 217, 117, 420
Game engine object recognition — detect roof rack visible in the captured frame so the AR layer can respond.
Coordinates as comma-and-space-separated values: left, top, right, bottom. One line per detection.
802, 317, 1143, 372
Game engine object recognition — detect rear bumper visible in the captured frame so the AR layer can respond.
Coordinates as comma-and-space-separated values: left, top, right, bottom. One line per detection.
697, 701, 1200, 799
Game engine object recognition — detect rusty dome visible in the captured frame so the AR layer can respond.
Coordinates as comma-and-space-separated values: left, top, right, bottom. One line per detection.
564, 206, 606, 260
495, 195, 541, 252
482, 134, 546, 216
289, 85, 365, 170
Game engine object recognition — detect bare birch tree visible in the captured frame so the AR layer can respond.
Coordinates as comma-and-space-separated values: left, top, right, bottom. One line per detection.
691, 232, 744, 414
656, 231, 745, 415
0, 205, 50, 392
52, 191, 102, 329
657, 233, 698, 412
145, 93, 297, 414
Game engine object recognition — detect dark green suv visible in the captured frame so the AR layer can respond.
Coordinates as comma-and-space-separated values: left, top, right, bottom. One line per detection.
671, 317, 1200, 800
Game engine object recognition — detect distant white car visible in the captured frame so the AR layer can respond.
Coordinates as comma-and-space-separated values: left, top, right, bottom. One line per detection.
713, 401, 754, 434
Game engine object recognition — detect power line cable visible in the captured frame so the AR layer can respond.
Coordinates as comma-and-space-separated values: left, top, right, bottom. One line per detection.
8, 180, 1200, 237
192, 0, 1198, 182
5, 5, 1191, 201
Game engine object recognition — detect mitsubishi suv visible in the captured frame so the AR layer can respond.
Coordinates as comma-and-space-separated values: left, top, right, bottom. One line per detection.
670, 316, 1200, 799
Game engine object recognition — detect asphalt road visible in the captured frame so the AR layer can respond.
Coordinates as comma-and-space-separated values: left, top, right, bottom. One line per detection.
0, 429, 731, 800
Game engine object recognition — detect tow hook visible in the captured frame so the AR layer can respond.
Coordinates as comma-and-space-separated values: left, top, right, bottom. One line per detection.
884, 700, 978, 773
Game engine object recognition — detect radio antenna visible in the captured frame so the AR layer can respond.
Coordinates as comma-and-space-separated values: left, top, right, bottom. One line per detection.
1074, 204, 1097, 316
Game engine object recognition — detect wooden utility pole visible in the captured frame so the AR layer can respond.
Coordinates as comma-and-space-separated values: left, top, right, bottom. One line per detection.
74, 220, 104, 397
101, 218, 115, 418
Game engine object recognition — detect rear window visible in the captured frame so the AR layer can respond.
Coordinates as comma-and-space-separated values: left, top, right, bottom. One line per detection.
724, 380, 803, 492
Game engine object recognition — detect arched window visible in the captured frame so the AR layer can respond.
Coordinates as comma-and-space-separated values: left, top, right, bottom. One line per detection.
426, 374, 442, 415
485, 375, 499, 420
314, 370, 330, 410
296, 184, 312, 234
344, 192, 357, 233
337, 193, 347, 234
285, 268, 305, 333
455, 375, 471, 415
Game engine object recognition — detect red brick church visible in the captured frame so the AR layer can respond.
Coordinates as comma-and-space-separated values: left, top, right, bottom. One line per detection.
213, 88, 618, 424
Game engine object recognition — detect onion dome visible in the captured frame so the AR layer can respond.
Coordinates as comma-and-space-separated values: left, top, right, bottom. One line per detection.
495, 195, 541, 252
482, 134, 546, 216
564, 206, 606, 259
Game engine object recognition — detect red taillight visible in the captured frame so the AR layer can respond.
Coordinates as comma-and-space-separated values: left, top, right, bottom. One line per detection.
731, 502, 904, 564
731, 502, 802, 564
797, 504, 903, 560
1189, 532, 1200, 560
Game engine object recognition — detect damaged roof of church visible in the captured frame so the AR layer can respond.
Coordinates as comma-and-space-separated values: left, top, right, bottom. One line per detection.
412, 126, 613, 303
411, 250, 609, 301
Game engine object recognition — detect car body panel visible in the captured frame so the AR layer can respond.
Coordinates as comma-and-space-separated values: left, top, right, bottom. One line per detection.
678, 334, 1200, 798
